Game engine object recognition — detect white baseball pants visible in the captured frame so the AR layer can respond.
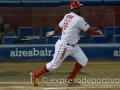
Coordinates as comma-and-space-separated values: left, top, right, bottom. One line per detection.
46, 39, 88, 71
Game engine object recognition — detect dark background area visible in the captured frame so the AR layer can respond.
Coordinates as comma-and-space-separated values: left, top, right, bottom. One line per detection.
0, 6, 120, 35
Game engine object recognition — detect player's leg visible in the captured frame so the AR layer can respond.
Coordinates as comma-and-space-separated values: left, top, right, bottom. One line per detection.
30, 41, 63, 86
30, 41, 73, 86
71, 45, 88, 66
32, 41, 61, 79
34, 44, 71, 79
66, 45, 88, 84
34, 43, 68, 76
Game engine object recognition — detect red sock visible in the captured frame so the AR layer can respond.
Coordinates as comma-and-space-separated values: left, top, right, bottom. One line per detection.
67, 62, 83, 80
35, 65, 49, 78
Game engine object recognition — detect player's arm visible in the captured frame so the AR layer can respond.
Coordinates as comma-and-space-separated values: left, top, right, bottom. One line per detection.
86, 27, 103, 35
54, 25, 62, 34
46, 18, 63, 37
46, 25, 62, 37
78, 18, 103, 35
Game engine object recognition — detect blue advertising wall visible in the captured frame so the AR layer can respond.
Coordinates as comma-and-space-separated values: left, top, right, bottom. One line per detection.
0, 44, 120, 62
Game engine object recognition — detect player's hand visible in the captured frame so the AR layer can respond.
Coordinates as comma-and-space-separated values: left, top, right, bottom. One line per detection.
46, 31, 54, 37
96, 30, 103, 35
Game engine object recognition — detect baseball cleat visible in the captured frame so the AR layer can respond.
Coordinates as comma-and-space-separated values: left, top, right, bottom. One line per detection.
30, 72, 39, 86
66, 78, 80, 86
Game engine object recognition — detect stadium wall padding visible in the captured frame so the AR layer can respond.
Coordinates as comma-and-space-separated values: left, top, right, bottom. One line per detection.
0, 44, 120, 62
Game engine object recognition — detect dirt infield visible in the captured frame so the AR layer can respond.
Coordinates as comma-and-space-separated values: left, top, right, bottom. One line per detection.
0, 61, 120, 90
0, 82, 120, 90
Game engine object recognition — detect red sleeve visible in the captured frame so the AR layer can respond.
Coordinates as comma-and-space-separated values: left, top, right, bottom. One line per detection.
54, 25, 62, 34
86, 27, 97, 35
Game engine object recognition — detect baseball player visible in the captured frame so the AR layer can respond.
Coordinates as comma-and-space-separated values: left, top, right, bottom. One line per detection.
30, 0, 103, 86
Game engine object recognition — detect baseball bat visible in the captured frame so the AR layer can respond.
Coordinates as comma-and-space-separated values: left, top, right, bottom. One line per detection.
13, 37, 40, 43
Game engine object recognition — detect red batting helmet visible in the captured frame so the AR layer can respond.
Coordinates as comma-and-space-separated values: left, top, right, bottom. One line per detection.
69, 0, 83, 10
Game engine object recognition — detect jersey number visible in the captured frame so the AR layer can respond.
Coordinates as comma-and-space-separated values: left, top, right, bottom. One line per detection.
63, 23, 68, 30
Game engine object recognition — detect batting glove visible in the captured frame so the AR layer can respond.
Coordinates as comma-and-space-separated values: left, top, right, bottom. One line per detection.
96, 30, 103, 35
46, 31, 54, 37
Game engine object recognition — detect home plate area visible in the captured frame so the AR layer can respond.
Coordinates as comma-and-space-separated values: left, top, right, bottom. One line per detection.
0, 82, 120, 90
